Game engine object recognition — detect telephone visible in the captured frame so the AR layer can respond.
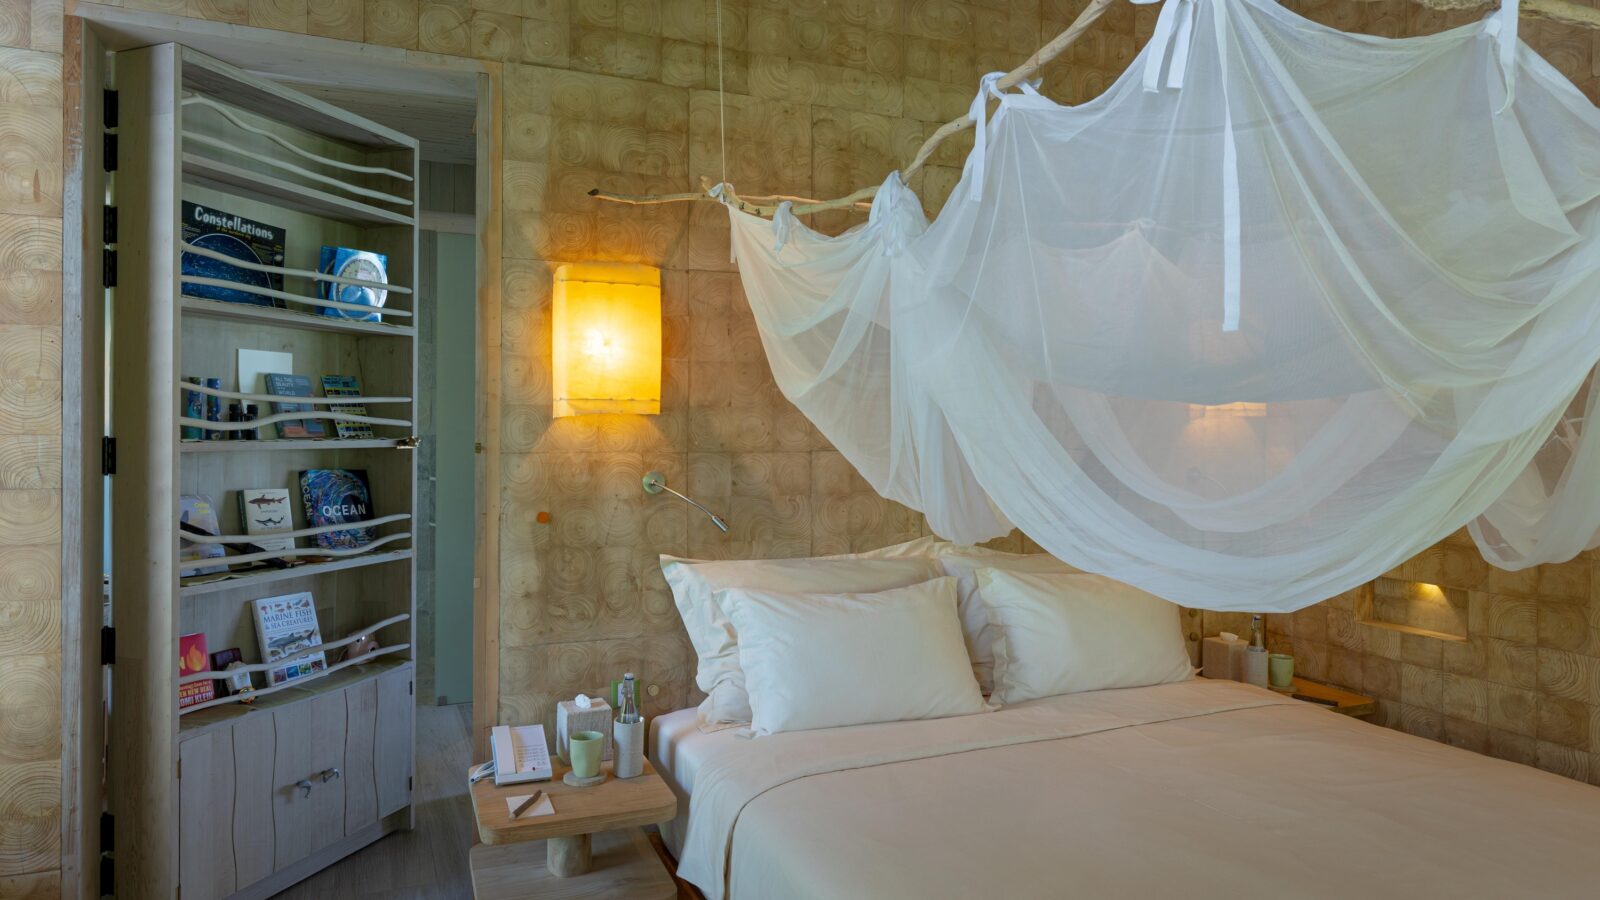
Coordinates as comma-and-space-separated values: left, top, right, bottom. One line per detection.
471, 724, 552, 787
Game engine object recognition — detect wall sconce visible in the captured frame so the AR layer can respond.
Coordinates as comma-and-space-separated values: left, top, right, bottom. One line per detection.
1188, 401, 1267, 419
642, 472, 730, 533
552, 263, 661, 417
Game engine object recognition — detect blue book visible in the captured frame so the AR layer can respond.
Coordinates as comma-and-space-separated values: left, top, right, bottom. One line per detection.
263, 373, 325, 440
318, 246, 388, 322
299, 469, 376, 550
179, 201, 286, 307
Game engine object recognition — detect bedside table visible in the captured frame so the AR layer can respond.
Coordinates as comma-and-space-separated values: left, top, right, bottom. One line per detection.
468, 757, 678, 899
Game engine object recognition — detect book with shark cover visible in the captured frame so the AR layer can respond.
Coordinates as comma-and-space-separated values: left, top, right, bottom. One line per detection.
239, 488, 295, 553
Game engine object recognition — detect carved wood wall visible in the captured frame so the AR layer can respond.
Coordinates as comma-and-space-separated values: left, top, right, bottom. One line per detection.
3, 1, 1598, 892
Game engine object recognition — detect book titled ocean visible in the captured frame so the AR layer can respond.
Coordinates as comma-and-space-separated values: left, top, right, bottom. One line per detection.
300, 469, 376, 550
263, 372, 326, 440
179, 201, 286, 307
250, 592, 326, 686
318, 246, 387, 322
320, 374, 374, 440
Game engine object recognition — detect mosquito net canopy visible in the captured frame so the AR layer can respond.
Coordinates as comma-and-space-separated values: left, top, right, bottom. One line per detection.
722, 0, 1600, 611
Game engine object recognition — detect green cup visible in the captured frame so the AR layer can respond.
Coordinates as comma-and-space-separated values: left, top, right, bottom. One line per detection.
1268, 653, 1295, 689
569, 730, 604, 779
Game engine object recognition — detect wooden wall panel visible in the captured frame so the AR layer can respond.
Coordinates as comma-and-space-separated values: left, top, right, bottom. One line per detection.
0, 2, 62, 889
8, 3, 1599, 889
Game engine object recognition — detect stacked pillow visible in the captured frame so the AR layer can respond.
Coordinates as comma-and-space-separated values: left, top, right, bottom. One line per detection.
660, 538, 1194, 736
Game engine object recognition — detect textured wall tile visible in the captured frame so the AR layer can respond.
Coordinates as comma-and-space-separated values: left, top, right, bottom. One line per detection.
307, 0, 364, 39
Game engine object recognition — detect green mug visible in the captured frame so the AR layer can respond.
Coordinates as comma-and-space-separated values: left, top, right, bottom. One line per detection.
1268, 653, 1295, 689
569, 730, 604, 779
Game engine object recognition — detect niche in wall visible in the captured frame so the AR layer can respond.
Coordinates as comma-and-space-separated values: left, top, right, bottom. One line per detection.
1359, 577, 1469, 641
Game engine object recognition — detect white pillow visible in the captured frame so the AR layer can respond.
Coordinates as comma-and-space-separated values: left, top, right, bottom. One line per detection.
720, 577, 989, 735
660, 540, 944, 728
977, 569, 1193, 705
933, 545, 1078, 693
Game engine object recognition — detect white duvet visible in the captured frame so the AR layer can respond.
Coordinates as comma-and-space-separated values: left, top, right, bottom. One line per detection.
676, 679, 1600, 900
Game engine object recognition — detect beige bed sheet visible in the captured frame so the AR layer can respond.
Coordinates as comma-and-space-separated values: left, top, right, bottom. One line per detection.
676, 678, 1600, 900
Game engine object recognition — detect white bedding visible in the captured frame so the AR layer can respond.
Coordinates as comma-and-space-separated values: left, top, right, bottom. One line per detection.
671, 679, 1600, 900
649, 708, 743, 858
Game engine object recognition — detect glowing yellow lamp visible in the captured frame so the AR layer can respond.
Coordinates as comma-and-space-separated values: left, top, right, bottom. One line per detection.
552, 263, 662, 417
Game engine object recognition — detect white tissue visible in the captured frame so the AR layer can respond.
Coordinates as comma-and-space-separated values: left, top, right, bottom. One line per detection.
574, 693, 592, 709
1219, 632, 1238, 642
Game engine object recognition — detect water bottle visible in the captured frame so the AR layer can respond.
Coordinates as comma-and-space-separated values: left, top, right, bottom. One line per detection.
620, 672, 640, 724
614, 672, 644, 778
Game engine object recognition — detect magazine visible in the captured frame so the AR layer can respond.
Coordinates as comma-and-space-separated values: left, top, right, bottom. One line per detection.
179, 494, 228, 576
320, 374, 374, 440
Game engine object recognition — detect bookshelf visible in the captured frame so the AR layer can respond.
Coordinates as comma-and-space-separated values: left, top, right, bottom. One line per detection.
109, 44, 419, 900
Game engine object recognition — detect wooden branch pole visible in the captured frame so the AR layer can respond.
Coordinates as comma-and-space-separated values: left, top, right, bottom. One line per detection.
587, 0, 1600, 218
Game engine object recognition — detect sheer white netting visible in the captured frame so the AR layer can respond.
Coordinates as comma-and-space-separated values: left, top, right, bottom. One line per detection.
723, 0, 1600, 611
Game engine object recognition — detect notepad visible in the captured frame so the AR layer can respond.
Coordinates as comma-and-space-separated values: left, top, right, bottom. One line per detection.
506, 793, 555, 820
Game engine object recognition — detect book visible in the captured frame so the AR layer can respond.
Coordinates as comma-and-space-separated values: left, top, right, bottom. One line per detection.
299, 469, 376, 550
178, 494, 228, 576
238, 488, 295, 553
320, 374, 374, 440
318, 246, 388, 322
263, 372, 326, 440
179, 201, 286, 307
250, 592, 327, 686
178, 632, 215, 709
209, 647, 253, 697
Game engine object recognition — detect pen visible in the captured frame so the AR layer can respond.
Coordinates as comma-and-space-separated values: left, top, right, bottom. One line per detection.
512, 789, 543, 819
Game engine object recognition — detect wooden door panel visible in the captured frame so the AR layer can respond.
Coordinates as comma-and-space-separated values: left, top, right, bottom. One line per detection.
307, 690, 348, 855
345, 677, 379, 834
231, 712, 276, 888
179, 730, 236, 900
375, 667, 414, 818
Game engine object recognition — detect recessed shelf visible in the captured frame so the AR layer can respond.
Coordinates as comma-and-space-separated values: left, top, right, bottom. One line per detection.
183, 152, 414, 226
179, 548, 413, 598
180, 296, 415, 336
180, 438, 410, 453
179, 656, 413, 737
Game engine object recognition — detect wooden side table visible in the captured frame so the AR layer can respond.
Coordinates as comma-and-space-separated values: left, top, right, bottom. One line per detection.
468, 758, 678, 899
1288, 677, 1376, 718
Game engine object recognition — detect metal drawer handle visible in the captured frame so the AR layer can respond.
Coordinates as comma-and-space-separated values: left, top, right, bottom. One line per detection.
295, 779, 313, 798
320, 767, 341, 783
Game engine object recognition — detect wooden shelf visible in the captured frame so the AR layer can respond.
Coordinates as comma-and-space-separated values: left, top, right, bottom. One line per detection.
182, 151, 413, 226
179, 549, 413, 597
180, 438, 411, 453
180, 295, 415, 336
179, 657, 412, 738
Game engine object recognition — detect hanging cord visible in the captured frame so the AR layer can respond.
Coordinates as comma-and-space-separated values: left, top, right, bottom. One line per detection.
716, 0, 728, 187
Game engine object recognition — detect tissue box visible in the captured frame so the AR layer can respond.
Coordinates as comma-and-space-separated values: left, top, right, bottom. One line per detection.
1202, 634, 1249, 681
555, 699, 612, 763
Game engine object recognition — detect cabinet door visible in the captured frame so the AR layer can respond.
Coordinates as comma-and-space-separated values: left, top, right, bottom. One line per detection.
271, 690, 348, 869
232, 711, 277, 887
179, 730, 237, 900
375, 667, 414, 818
344, 677, 380, 834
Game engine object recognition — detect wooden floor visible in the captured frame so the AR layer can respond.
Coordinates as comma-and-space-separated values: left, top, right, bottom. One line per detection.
271, 703, 477, 899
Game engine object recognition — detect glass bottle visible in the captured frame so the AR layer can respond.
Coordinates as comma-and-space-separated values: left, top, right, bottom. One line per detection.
620, 672, 640, 724
1250, 614, 1265, 650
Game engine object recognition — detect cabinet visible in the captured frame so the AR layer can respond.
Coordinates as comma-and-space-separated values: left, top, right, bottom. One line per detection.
176, 665, 414, 900
105, 42, 420, 899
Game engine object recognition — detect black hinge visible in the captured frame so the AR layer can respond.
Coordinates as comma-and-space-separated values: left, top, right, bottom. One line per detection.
103, 132, 117, 172
408, 775, 413, 791
409, 680, 414, 696
99, 854, 113, 898
101, 436, 116, 475
103, 88, 118, 128
100, 626, 115, 665
103, 205, 117, 244
102, 249, 116, 288
100, 811, 113, 853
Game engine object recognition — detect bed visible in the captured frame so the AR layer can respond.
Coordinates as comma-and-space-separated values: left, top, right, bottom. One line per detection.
652, 678, 1600, 900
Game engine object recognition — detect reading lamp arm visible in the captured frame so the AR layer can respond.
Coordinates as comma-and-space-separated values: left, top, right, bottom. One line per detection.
642, 472, 731, 532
